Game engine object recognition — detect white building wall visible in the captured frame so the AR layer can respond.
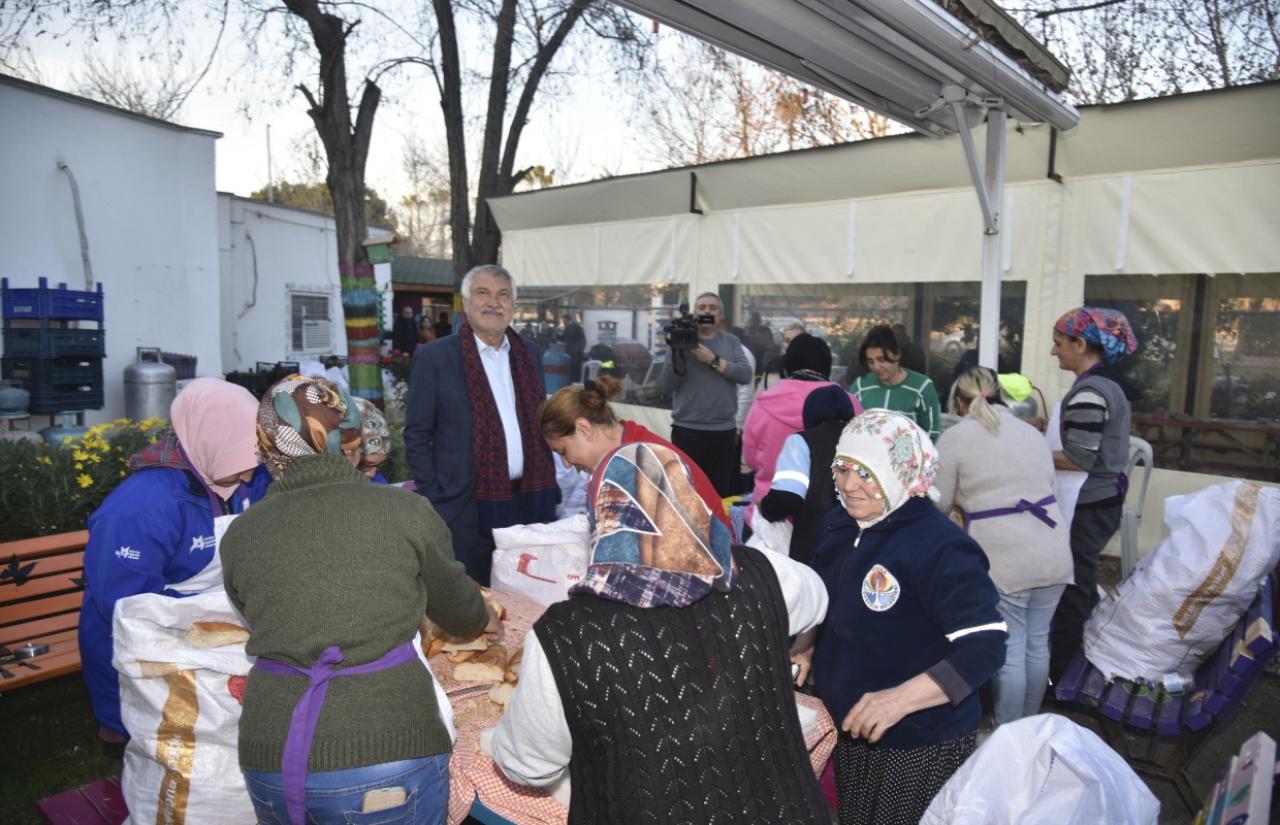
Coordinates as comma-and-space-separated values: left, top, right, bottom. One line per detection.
217, 194, 393, 372
0, 78, 222, 424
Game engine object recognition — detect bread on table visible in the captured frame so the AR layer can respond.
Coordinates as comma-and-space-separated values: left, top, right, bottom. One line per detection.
452, 644, 509, 683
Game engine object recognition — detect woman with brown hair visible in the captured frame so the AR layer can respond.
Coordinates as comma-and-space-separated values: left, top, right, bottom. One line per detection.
540, 374, 729, 532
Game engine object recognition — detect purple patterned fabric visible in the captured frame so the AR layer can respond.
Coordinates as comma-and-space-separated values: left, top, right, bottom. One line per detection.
1054, 307, 1138, 365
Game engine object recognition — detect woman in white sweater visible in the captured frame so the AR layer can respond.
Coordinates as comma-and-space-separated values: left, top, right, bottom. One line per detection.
935, 367, 1073, 724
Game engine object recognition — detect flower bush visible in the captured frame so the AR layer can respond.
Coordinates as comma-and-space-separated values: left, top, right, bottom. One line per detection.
0, 417, 168, 542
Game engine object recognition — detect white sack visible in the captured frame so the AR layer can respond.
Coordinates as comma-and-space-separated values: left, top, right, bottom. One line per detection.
920, 714, 1160, 825
491, 515, 590, 607
745, 508, 793, 557
1084, 480, 1280, 682
114, 590, 255, 825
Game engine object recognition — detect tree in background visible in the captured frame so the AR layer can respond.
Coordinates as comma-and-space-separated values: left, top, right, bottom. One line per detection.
396, 136, 453, 259
1005, 0, 1279, 103
248, 180, 399, 231
71, 50, 205, 120
637, 37, 898, 168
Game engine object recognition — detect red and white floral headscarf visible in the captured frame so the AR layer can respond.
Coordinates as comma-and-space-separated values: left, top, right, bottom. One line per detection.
832, 409, 939, 529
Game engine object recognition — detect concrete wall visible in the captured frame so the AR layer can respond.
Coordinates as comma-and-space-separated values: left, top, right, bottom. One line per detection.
217, 194, 392, 372
1, 78, 222, 424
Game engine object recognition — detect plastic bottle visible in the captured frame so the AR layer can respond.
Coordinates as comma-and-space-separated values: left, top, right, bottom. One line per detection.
1159, 671, 1194, 694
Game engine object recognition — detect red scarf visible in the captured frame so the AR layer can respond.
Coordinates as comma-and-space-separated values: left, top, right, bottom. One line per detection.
458, 321, 556, 503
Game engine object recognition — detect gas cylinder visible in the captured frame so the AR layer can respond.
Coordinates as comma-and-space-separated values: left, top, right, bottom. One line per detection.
543, 343, 571, 394
124, 347, 177, 422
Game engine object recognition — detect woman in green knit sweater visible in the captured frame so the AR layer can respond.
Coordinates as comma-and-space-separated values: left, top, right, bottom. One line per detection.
221, 375, 490, 825
849, 325, 942, 441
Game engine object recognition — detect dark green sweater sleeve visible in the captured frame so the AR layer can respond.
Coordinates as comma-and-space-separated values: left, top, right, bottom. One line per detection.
414, 498, 488, 638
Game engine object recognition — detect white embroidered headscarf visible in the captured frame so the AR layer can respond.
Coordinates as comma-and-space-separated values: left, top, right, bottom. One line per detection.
832, 409, 939, 529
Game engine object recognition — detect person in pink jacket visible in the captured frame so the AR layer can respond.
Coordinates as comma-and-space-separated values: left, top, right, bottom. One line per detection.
742, 334, 861, 511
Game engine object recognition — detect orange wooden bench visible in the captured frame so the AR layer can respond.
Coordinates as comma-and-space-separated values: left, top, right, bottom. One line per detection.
0, 530, 90, 690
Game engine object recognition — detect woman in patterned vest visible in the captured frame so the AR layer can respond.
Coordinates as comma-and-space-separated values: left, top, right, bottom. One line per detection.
491, 441, 831, 824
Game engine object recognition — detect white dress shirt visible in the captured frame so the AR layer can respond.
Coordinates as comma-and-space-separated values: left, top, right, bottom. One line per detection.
476, 333, 524, 480
490, 550, 830, 787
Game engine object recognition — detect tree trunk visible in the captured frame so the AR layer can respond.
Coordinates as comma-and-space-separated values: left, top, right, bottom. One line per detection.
284, 0, 384, 406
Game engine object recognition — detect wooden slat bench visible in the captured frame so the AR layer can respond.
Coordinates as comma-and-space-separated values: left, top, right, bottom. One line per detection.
1055, 566, 1278, 812
37, 776, 127, 825
0, 530, 90, 690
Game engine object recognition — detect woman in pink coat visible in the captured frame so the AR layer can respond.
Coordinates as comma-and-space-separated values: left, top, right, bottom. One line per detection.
742, 334, 861, 510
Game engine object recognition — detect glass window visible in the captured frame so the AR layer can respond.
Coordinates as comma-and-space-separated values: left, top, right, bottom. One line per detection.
1208, 274, 1280, 421
514, 284, 682, 408
735, 281, 1026, 403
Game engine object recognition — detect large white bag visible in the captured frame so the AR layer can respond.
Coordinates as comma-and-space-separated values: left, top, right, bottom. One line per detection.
113, 590, 255, 825
920, 715, 1160, 825
491, 514, 590, 607
1084, 480, 1280, 682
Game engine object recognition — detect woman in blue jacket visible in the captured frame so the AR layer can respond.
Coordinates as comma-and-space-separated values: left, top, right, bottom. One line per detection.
792, 409, 1006, 825
79, 378, 262, 741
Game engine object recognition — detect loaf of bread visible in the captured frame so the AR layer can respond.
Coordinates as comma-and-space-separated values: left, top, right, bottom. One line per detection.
453, 644, 508, 683
185, 621, 250, 648
488, 681, 515, 707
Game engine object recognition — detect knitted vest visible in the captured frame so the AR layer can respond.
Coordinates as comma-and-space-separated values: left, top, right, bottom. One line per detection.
535, 546, 828, 825
790, 420, 845, 565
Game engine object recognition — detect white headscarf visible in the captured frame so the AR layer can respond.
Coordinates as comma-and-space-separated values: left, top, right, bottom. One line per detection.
832, 409, 939, 529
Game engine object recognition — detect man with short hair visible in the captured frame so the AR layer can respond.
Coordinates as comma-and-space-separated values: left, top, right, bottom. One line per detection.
405, 265, 559, 584
662, 292, 752, 496
392, 304, 419, 354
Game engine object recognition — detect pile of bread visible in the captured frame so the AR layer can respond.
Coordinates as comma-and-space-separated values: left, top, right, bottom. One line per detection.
421, 589, 521, 707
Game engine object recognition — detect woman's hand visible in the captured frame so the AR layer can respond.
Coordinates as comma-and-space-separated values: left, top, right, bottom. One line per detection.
842, 672, 949, 743
791, 648, 813, 687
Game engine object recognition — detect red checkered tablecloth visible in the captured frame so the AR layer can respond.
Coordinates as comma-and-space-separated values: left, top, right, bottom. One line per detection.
439, 589, 836, 825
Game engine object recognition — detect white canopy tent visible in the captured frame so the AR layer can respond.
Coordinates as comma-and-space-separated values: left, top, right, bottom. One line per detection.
605, 0, 1079, 367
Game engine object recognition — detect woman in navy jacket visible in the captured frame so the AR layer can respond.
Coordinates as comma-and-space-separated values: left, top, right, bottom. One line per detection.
792, 410, 1006, 825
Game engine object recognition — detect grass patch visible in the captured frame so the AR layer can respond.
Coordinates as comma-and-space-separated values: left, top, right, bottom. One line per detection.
0, 674, 122, 825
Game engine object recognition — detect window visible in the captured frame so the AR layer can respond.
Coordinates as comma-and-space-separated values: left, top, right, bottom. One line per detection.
1083, 273, 1280, 481
290, 291, 332, 354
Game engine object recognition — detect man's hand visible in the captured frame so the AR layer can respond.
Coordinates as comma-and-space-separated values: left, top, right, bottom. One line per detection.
690, 344, 716, 364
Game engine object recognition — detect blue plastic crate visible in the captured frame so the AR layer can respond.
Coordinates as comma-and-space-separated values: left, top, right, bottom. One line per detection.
3, 325, 106, 357
3, 356, 103, 387
27, 383, 104, 414
2, 277, 105, 322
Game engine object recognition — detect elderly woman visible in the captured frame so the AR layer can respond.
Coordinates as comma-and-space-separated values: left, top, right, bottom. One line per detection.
936, 368, 1072, 724
794, 409, 1006, 825
1048, 306, 1138, 679
491, 442, 831, 825
220, 375, 489, 825
353, 396, 393, 483
80, 377, 262, 742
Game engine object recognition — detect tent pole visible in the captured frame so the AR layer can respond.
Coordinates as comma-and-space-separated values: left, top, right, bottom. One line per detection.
979, 109, 1006, 370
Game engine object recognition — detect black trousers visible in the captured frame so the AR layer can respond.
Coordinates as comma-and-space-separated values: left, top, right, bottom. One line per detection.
447, 489, 531, 586
670, 425, 739, 498
1049, 497, 1123, 680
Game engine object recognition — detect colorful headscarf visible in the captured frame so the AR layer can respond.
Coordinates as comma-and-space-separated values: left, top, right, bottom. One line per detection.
170, 377, 261, 499
571, 442, 734, 609
1054, 307, 1138, 365
832, 409, 939, 529
352, 397, 391, 458
256, 374, 363, 478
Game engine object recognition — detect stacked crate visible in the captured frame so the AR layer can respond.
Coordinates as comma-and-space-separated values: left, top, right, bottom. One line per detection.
1, 277, 106, 414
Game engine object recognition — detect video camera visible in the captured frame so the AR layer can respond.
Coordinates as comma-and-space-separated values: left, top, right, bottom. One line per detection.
663, 302, 701, 351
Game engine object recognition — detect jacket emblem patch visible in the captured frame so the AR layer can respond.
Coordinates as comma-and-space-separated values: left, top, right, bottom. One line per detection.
861, 564, 900, 612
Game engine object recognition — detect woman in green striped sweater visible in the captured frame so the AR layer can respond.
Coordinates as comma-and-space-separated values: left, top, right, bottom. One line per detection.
849, 325, 942, 441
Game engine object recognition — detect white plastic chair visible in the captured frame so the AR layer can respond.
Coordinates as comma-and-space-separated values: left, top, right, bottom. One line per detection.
1120, 437, 1154, 579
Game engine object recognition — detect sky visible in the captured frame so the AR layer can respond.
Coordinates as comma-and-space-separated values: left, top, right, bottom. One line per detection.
15, 4, 666, 206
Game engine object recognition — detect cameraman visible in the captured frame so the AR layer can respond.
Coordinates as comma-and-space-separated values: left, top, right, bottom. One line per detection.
661, 292, 752, 496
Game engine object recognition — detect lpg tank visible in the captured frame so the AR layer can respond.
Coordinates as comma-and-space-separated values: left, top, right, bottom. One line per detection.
124, 347, 177, 422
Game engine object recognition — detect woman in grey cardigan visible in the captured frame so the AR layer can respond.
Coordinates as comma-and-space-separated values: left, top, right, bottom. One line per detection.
935, 367, 1072, 724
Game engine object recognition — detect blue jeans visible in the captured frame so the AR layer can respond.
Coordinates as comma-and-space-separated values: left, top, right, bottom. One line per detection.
243, 755, 450, 825
993, 583, 1066, 724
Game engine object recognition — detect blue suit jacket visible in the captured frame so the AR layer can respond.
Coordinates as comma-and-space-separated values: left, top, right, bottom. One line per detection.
403, 331, 547, 527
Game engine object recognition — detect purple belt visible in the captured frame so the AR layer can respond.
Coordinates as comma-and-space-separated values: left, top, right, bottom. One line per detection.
964, 495, 1058, 533
253, 642, 418, 825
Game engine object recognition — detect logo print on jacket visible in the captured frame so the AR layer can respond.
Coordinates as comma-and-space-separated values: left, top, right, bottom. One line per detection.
116, 546, 141, 561
861, 564, 900, 612
190, 535, 216, 552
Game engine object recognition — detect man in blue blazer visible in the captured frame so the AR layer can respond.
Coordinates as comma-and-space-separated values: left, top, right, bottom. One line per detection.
404, 264, 559, 584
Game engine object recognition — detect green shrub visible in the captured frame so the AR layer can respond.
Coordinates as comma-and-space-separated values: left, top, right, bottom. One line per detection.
0, 417, 168, 542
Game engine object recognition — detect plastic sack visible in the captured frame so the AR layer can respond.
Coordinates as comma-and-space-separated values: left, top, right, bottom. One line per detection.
920, 714, 1159, 825
745, 508, 793, 557
491, 515, 590, 607
1084, 480, 1280, 682
113, 590, 255, 825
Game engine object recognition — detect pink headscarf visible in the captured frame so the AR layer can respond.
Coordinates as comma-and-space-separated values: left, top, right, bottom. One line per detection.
171, 378, 261, 499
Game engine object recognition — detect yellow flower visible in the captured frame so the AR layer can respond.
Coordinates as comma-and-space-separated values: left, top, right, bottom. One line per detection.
149, 436, 159, 444
75, 462, 84, 470
88, 453, 102, 463
113, 417, 131, 426
77, 473, 94, 488
37, 455, 53, 465
119, 470, 127, 478
73, 449, 90, 461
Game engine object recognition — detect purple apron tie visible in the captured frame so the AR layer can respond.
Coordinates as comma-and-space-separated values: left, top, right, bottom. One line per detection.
253, 642, 419, 825
963, 495, 1058, 533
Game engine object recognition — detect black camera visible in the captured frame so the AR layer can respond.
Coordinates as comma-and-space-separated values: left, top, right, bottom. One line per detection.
664, 302, 700, 351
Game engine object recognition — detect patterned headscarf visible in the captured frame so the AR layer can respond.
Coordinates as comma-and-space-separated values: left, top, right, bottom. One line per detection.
571, 442, 735, 609
832, 409, 939, 529
256, 374, 363, 478
1054, 307, 1138, 366
352, 397, 391, 458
